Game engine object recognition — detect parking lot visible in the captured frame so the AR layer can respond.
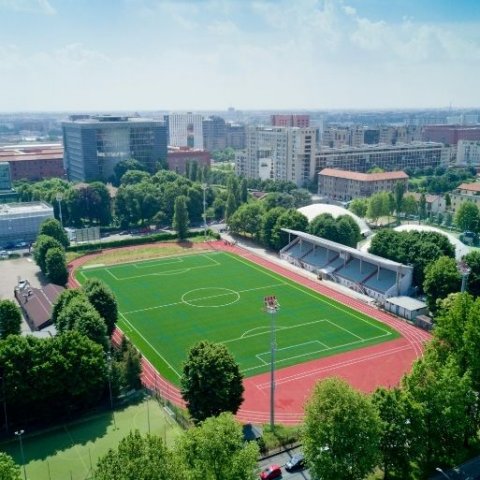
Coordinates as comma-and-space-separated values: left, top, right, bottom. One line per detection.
259, 447, 311, 480
0, 255, 44, 333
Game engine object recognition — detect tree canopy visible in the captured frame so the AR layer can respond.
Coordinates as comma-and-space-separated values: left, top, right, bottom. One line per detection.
271, 209, 309, 250
38, 217, 69, 247
180, 341, 244, 423
0, 300, 22, 339
0, 452, 21, 480
45, 247, 68, 285
83, 278, 118, 336
33, 234, 63, 273
173, 195, 189, 240
455, 201, 480, 233
303, 377, 381, 480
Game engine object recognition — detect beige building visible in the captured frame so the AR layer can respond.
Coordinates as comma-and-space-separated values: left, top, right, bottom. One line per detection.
235, 126, 316, 187
318, 168, 408, 201
451, 182, 480, 212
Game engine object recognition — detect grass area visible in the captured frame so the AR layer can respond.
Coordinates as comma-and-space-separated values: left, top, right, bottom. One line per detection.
0, 397, 182, 480
80, 243, 204, 267
76, 251, 400, 384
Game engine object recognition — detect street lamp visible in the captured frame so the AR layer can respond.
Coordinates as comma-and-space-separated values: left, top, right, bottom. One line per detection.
264, 295, 280, 431
435, 467, 451, 479
201, 183, 207, 241
458, 261, 471, 293
15, 429, 27, 480
55, 193, 63, 227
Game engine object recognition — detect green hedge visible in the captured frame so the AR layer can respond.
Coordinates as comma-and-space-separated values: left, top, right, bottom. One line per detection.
66, 230, 219, 253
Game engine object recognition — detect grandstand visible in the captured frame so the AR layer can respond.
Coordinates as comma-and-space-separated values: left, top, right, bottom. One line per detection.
280, 229, 413, 302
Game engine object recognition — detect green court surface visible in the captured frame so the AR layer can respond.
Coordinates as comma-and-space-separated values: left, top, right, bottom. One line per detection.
0, 398, 182, 480
77, 251, 400, 384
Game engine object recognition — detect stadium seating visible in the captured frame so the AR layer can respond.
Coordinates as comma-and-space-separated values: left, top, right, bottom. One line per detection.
335, 258, 378, 283
364, 268, 397, 293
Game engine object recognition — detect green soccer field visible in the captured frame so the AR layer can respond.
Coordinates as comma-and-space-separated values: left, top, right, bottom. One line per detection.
76, 251, 400, 384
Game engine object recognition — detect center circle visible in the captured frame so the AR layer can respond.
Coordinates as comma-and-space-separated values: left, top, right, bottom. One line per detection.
181, 287, 240, 308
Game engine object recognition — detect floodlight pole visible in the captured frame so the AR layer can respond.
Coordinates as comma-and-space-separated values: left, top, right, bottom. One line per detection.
15, 429, 27, 480
435, 467, 451, 480
265, 296, 279, 431
202, 183, 207, 241
458, 262, 471, 293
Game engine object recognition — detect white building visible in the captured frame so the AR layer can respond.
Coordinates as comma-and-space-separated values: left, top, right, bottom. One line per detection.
0, 202, 54, 247
235, 126, 316, 187
456, 140, 480, 166
166, 113, 204, 149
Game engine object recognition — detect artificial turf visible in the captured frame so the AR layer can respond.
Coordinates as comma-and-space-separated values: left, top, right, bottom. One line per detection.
76, 251, 400, 384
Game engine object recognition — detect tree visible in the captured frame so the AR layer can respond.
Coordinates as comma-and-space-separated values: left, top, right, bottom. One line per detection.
271, 209, 309, 250
83, 278, 118, 336
39, 218, 69, 247
419, 192, 427, 220
303, 377, 381, 480
403, 350, 476, 473
0, 452, 21, 480
0, 300, 22, 339
402, 194, 418, 217
372, 387, 421, 480
423, 256, 461, 313
367, 192, 390, 224
180, 341, 244, 423
394, 181, 406, 219
114, 158, 147, 186
261, 207, 287, 249
95, 430, 186, 480
173, 195, 189, 240
225, 192, 237, 222
445, 192, 452, 210
291, 188, 311, 208
33, 234, 63, 273
227, 203, 264, 238
176, 412, 259, 480
120, 170, 151, 186
262, 192, 295, 211
51, 288, 84, 327
349, 198, 368, 218
57, 296, 109, 350
464, 250, 480, 296
455, 201, 480, 232
239, 178, 248, 204
45, 247, 68, 285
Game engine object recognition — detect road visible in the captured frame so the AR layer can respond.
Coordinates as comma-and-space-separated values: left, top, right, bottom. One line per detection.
259, 447, 311, 480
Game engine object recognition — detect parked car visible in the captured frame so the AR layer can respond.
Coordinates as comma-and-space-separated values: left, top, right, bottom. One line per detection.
285, 453, 305, 472
260, 464, 282, 479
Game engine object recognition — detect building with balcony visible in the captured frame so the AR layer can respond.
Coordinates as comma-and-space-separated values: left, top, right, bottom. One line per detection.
315, 142, 447, 174
235, 126, 316, 187
165, 112, 203, 149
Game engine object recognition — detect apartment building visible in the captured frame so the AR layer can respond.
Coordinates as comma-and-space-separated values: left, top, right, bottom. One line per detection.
315, 142, 447, 174
451, 182, 480, 212
271, 114, 310, 128
165, 113, 203, 149
456, 140, 480, 166
235, 126, 316, 186
318, 168, 408, 201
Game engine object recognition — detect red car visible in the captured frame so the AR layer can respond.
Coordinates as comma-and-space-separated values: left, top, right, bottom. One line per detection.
260, 464, 282, 479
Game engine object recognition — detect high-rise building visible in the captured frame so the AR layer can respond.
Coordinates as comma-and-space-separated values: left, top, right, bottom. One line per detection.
165, 113, 203, 149
62, 115, 167, 182
225, 123, 246, 149
271, 114, 310, 128
202, 116, 227, 152
0, 162, 12, 190
456, 140, 480, 166
235, 126, 316, 186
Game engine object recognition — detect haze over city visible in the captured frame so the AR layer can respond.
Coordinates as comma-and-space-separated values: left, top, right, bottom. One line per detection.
1, 0, 480, 112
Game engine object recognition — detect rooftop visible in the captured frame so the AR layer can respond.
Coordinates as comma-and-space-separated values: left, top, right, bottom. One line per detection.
458, 182, 480, 192
319, 168, 408, 182
0, 202, 53, 215
385, 296, 427, 311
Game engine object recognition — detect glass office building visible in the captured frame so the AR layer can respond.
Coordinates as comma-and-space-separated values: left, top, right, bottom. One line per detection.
62, 115, 168, 182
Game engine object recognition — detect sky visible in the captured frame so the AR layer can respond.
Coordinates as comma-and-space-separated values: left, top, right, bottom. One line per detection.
1, 0, 480, 112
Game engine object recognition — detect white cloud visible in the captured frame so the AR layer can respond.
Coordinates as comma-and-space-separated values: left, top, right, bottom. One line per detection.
0, 0, 56, 15
343, 5, 356, 16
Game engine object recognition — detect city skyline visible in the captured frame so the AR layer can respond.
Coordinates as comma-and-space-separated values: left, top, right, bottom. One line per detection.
1, 0, 480, 112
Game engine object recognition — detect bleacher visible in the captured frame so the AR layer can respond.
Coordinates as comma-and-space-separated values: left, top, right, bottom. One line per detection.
364, 268, 397, 293
335, 258, 378, 283
279, 228, 413, 301
285, 241, 313, 259
302, 246, 334, 268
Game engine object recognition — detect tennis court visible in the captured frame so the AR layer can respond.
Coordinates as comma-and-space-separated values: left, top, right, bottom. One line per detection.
76, 251, 399, 384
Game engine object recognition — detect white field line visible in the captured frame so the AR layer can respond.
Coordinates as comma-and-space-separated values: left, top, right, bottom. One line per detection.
120, 315, 181, 378
323, 319, 363, 341
123, 283, 285, 315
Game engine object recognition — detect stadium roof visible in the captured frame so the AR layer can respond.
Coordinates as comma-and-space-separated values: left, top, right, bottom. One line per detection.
297, 203, 371, 236
282, 229, 413, 273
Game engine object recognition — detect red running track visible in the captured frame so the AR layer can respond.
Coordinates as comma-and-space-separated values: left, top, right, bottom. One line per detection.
71, 240, 432, 425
